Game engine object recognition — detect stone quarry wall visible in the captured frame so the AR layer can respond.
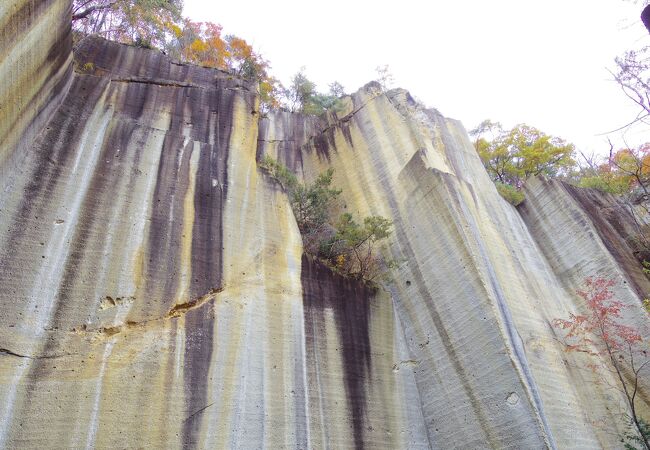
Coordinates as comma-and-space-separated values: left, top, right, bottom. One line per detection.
1, 6, 649, 449
0, 0, 72, 173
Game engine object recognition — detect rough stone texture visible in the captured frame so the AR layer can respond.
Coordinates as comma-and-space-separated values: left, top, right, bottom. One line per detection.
258, 87, 650, 449
0, 0, 72, 173
2, 8, 650, 449
0, 35, 429, 448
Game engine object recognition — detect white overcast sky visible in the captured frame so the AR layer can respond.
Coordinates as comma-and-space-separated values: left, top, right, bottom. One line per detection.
184, 0, 649, 154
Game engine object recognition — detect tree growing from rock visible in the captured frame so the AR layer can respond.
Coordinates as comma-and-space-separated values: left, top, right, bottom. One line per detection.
283, 69, 346, 115
553, 278, 650, 449
259, 156, 392, 282
319, 213, 393, 281
470, 120, 576, 205
471, 121, 576, 188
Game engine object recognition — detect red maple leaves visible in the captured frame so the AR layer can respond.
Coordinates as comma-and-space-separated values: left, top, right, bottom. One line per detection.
553, 277, 642, 357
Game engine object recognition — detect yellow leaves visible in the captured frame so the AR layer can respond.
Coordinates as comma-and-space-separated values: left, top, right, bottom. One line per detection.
189, 38, 207, 54
228, 37, 253, 60
178, 20, 230, 69
471, 121, 576, 187
169, 23, 182, 38
335, 254, 346, 270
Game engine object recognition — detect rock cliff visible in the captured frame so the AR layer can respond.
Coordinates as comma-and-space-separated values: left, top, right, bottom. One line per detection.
1, 1, 649, 448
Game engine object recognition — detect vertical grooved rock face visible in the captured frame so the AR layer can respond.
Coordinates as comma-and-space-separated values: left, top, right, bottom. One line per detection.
0, 0, 72, 173
2, 10, 650, 449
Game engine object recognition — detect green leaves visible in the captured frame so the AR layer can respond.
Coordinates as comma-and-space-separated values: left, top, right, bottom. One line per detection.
259, 157, 340, 234
259, 156, 392, 283
73, 0, 183, 49
495, 182, 525, 206
321, 213, 393, 281
291, 169, 341, 234
284, 69, 346, 115
471, 121, 576, 187
471, 120, 576, 205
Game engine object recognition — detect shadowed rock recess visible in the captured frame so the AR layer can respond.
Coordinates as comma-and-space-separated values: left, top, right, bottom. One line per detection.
1, 2, 649, 449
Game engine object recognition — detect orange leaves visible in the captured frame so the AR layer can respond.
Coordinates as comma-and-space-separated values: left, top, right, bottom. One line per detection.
179, 19, 229, 70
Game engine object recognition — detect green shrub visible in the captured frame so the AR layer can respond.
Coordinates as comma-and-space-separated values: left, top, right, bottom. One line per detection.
259, 156, 339, 233
259, 155, 298, 190
291, 169, 341, 233
259, 156, 392, 282
495, 182, 525, 206
319, 213, 393, 281
577, 175, 630, 195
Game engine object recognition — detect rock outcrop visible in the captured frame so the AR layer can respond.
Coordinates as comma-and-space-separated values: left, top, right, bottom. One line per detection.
1, 1, 649, 448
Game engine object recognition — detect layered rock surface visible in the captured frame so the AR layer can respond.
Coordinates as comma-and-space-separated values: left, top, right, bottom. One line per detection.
0, 0, 72, 171
1, 3, 649, 448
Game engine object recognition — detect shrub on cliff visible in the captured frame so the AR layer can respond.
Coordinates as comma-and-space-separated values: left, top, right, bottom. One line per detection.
284, 69, 346, 115
495, 182, 525, 206
319, 213, 393, 281
470, 120, 576, 206
259, 156, 392, 282
259, 156, 341, 234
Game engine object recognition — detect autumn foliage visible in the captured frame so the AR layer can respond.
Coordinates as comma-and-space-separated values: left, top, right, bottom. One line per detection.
578, 143, 650, 197
470, 120, 576, 205
72, 1, 282, 110
553, 278, 649, 449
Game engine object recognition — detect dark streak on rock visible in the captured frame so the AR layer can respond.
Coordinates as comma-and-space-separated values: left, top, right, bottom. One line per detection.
301, 255, 373, 450
563, 182, 650, 300
0, 8, 72, 162
181, 77, 234, 447
142, 133, 192, 317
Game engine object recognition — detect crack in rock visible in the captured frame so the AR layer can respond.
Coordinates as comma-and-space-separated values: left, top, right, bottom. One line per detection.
392, 359, 420, 371
71, 286, 225, 339
183, 402, 216, 423
111, 77, 202, 89
0, 347, 76, 359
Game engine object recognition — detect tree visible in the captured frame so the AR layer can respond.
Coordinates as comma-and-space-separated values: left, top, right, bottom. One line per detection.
259, 156, 392, 282
285, 68, 318, 113
164, 22, 282, 111
471, 121, 575, 205
611, 45, 650, 132
320, 213, 393, 281
72, 0, 183, 48
291, 169, 342, 234
608, 143, 650, 198
258, 156, 341, 234
174, 20, 229, 69
282, 69, 344, 115
573, 142, 650, 200
328, 81, 346, 98
553, 278, 650, 450
471, 121, 576, 188
375, 64, 394, 90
